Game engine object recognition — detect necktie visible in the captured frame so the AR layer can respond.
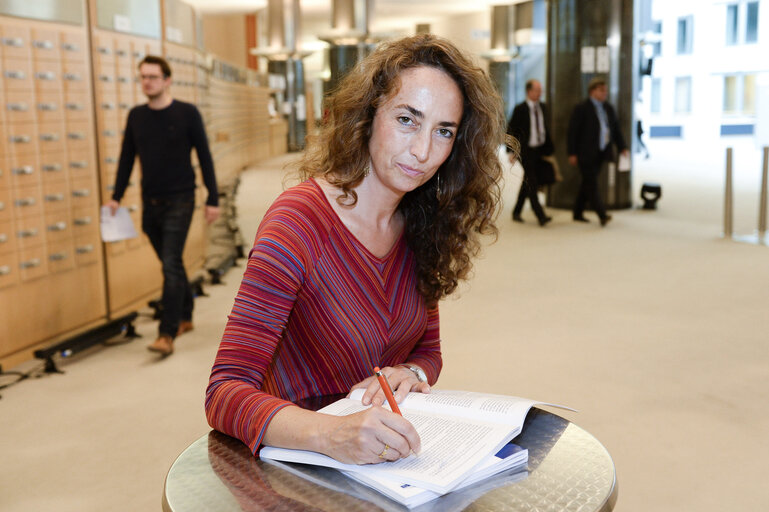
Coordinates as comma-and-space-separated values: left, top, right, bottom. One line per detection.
534, 105, 543, 146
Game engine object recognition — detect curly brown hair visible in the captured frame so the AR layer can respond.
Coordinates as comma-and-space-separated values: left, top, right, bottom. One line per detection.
299, 34, 510, 305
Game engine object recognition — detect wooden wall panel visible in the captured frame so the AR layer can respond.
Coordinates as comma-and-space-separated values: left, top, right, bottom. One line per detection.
201, 14, 247, 70
0, 16, 106, 367
0, 8, 284, 367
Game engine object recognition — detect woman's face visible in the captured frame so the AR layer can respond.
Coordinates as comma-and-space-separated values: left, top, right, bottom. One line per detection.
368, 66, 463, 197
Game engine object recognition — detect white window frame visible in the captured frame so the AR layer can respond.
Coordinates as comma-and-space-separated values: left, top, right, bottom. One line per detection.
674, 76, 692, 114
726, 4, 739, 45
651, 78, 662, 113
677, 15, 693, 55
723, 73, 757, 115
745, 1, 759, 43
726, 1, 760, 45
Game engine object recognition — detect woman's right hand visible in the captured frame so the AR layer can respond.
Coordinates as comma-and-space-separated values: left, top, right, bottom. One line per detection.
316, 406, 421, 464
262, 402, 421, 465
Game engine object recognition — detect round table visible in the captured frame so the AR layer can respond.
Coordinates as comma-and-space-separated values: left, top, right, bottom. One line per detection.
163, 406, 617, 511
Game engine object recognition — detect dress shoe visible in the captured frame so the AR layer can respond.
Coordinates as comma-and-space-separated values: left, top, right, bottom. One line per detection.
176, 320, 194, 337
573, 216, 590, 223
538, 216, 552, 227
148, 334, 174, 356
600, 214, 613, 227
512, 214, 524, 223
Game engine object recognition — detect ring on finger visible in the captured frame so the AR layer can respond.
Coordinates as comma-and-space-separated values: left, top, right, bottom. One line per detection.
378, 444, 389, 459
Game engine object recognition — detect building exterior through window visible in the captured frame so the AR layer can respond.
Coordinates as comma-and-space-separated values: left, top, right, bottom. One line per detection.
641, 0, 766, 143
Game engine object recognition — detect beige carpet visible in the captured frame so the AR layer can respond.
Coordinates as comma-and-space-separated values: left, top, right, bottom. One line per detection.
1, 149, 767, 511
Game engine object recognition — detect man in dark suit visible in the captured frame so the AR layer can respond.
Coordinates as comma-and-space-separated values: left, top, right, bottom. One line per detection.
506, 79, 554, 226
567, 76, 628, 226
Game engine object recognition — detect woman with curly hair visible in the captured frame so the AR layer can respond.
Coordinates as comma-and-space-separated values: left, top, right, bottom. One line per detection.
206, 34, 508, 464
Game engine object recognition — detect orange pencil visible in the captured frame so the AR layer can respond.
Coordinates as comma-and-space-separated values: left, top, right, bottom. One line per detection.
373, 367, 402, 415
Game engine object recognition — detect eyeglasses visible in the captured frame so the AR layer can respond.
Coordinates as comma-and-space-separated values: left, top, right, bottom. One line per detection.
139, 74, 165, 81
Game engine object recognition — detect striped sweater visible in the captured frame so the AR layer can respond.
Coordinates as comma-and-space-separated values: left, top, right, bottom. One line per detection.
205, 179, 442, 455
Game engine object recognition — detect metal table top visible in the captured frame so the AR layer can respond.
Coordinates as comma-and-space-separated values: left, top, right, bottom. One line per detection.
163, 407, 617, 511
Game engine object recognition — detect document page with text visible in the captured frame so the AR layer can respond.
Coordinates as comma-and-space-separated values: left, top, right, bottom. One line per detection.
261, 396, 521, 493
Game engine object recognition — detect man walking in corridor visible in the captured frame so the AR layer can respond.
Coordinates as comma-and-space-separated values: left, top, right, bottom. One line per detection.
567, 76, 628, 226
105, 55, 220, 356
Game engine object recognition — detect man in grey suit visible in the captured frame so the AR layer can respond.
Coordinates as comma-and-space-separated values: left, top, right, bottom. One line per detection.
567, 76, 628, 226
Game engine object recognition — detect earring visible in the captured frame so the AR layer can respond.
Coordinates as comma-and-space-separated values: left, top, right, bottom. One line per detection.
435, 174, 442, 201
363, 165, 370, 177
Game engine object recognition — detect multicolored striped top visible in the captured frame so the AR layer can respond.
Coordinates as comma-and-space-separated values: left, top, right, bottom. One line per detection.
205, 178, 442, 455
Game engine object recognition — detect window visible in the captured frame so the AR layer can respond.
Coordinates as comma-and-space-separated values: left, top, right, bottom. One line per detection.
723, 74, 757, 115
746, 2, 759, 43
651, 78, 662, 113
723, 76, 738, 113
677, 16, 693, 54
743, 74, 756, 113
652, 20, 662, 56
674, 77, 692, 113
728, 1, 760, 45
726, 5, 739, 45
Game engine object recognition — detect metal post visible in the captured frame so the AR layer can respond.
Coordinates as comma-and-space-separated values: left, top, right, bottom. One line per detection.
758, 146, 768, 240
724, 147, 733, 238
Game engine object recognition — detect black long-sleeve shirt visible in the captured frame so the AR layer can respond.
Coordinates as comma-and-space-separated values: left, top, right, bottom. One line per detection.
112, 99, 218, 206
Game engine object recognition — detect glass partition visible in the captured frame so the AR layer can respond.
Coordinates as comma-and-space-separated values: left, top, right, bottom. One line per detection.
95, 0, 161, 39
164, 0, 195, 46
0, 0, 84, 25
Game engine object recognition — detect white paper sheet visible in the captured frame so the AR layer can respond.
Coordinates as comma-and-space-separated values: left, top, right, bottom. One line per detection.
618, 152, 631, 172
596, 46, 611, 73
581, 47, 595, 73
100, 206, 138, 242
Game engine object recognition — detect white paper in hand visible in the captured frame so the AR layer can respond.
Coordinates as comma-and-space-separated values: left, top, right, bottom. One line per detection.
100, 206, 138, 242
618, 152, 631, 172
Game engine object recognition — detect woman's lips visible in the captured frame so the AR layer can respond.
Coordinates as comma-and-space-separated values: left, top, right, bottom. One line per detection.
398, 163, 423, 177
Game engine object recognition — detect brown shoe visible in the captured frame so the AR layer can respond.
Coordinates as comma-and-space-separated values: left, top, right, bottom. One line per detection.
148, 334, 174, 356
176, 321, 194, 337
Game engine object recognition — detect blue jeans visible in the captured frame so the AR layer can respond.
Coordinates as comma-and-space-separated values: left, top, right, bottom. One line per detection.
142, 193, 195, 338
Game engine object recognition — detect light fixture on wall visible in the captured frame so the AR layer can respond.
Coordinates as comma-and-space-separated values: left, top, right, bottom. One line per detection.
249, 46, 313, 61
480, 48, 519, 62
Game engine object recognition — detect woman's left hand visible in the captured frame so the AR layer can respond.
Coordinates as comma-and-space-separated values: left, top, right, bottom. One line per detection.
350, 365, 431, 407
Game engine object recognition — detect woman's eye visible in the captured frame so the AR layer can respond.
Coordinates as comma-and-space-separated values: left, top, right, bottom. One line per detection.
397, 116, 414, 126
437, 128, 454, 138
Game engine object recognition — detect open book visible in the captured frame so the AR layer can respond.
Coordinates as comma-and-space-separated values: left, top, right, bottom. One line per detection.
265, 446, 528, 510
341, 441, 528, 508
260, 389, 571, 502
